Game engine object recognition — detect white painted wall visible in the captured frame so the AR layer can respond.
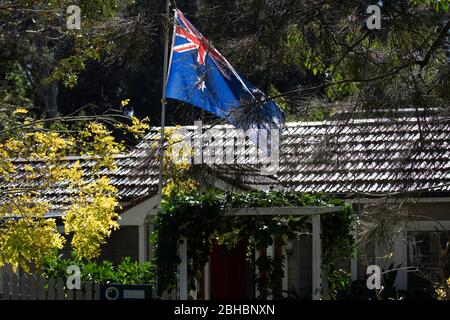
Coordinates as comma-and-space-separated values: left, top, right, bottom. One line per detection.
119, 196, 158, 263
119, 196, 158, 226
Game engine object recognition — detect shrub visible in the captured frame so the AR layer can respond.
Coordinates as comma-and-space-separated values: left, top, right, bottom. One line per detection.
42, 254, 155, 285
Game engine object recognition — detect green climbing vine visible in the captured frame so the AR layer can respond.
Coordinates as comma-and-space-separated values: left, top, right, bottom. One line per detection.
151, 190, 354, 299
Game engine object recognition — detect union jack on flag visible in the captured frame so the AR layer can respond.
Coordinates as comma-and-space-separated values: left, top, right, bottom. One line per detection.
165, 9, 284, 129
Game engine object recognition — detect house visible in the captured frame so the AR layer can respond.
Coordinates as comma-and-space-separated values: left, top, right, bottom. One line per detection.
1, 109, 449, 299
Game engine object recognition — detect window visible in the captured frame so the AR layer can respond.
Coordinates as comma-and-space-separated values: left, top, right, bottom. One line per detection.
407, 231, 450, 290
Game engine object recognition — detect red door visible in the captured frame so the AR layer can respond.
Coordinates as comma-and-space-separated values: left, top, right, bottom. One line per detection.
209, 240, 247, 299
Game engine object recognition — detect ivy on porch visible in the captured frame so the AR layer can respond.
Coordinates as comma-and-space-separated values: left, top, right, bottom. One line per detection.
152, 190, 355, 300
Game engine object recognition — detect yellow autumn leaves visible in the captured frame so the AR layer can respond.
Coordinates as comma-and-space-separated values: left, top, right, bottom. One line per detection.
13, 108, 29, 115
65, 177, 120, 261
0, 113, 149, 272
435, 278, 450, 300
0, 197, 64, 273
161, 127, 199, 199
115, 115, 150, 139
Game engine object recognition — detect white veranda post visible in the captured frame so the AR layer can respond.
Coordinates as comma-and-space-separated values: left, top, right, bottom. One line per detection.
177, 237, 188, 300
312, 214, 322, 300
174, 207, 337, 300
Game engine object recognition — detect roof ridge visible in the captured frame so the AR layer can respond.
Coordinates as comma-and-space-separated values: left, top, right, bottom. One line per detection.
144, 116, 450, 132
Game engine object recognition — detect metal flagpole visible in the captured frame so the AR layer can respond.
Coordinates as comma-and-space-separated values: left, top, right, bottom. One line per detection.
155, 0, 170, 299
157, 0, 188, 301
157, 1, 170, 213
157, 2, 188, 301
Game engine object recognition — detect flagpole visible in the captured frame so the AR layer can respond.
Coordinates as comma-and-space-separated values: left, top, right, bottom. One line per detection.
155, 0, 169, 298
157, 0, 171, 212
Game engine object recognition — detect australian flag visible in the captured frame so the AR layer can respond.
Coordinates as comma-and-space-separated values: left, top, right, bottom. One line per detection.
165, 9, 284, 130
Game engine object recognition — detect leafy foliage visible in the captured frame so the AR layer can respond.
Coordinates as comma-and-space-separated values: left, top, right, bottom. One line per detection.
64, 177, 120, 260
435, 277, 450, 300
0, 102, 150, 272
152, 190, 355, 297
193, 0, 450, 121
0, 198, 65, 273
411, 0, 450, 12
42, 254, 155, 285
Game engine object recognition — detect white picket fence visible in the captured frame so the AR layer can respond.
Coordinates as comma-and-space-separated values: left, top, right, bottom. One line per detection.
0, 266, 100, 300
